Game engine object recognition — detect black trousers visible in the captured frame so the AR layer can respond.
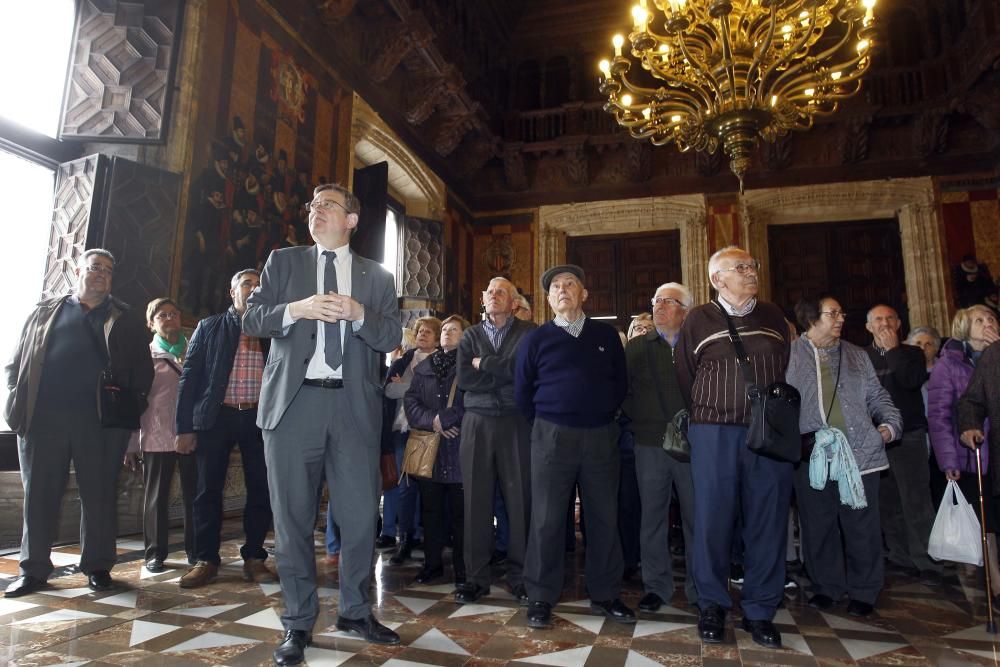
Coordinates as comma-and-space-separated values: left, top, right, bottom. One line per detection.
417, 478, 464, 574
193, 406, 272, 564
142, 450, 197, 562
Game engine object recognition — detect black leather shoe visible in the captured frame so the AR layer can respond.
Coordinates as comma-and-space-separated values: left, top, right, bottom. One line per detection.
335, 614, 400, 645
808, 593, 834, 610
454, 582, 489, 604
919, 570, 942, 586
374, 535, 396, 551
526, 600, 552, 628
273, 629, 311, 665
510, 583, 529, 606
414, 565, 443, 584
145, 559, 164, 573
88, 570, 113, 591
698, 604, 726, 643
490, 549, 508, 565
638, 592, 665, 612
623, 565, 639, 581
847, 599, 874, 617
590, 599, 636, 624
454, 569, 466, 585
389, 536, 412, 565
4, 575, 45, 598
742, 618, 781, 648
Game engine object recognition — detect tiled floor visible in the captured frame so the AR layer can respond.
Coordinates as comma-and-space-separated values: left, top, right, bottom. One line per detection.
1, 519, 999, 665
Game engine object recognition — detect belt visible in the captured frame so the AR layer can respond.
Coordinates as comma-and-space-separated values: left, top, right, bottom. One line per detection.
222, 401, 258, 411
303, 378, 344, 389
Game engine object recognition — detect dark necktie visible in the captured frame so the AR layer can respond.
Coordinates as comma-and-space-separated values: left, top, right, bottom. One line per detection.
323, 250, 343, 369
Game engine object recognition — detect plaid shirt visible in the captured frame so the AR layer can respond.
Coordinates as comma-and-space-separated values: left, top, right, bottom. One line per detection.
554, 312, 587, 338
223, 334, 264, 404
482, 314, 515, 351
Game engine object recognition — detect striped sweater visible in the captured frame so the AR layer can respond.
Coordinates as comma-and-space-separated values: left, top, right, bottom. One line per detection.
676, 300, 790, 426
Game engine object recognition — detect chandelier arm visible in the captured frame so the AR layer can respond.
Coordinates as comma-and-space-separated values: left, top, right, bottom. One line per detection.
771, 40, 868, 100
756, 11, 820, 103
616, 75, 707, 114
642, 64, 719, 110
675, 35, 724, 109
719, 12, 739, 108
747, 10, 779, 106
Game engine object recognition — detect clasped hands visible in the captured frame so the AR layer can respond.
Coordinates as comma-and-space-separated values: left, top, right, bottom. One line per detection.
433, 415, 460, 439
290, 292, 364, 323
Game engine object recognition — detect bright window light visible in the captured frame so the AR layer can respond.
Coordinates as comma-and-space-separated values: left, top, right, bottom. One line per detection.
383, 208, 399, 281
0, 2, 76, 137
0, 150, 56, 429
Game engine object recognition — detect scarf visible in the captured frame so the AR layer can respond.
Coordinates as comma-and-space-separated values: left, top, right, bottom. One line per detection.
155, 333, 187, 359
430, 348, 457, 384
809, 426, 867, 509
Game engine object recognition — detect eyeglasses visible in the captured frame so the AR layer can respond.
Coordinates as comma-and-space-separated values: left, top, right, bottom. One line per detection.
821, 310, 847, 320
716, 260, 760, 276
305, 199, 352, 214
85, 264, 114, 276
651, 296, 686, 307
154, 310, 179, 320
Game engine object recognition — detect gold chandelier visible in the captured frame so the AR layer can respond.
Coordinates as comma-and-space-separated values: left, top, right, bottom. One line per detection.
599, 0, 877, 191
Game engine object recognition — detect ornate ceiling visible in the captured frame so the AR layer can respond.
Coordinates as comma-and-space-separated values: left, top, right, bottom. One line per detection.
297, 0, 1000, 213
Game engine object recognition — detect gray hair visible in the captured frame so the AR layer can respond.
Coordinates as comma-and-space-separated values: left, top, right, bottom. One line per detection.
655, 282, 694, 308
230, 268, 260, 289
514, 294, 530, 310
866, 304, 898, 323
707, 246, 748, 284
905, 325, 941, 348
79, 248, 115, 266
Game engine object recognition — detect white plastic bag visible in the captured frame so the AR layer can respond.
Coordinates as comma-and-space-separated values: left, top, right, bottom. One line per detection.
928, 479, 983, 566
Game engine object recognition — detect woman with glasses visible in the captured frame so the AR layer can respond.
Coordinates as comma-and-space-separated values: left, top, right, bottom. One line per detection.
627, 313, 653, 340
786, 295, 901, 617
929, 306, 1000, 598
126, 298, 197, 573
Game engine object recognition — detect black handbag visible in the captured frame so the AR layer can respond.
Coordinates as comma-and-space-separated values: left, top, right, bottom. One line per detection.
644, 338, 690, 462
85, 313, 143, 430
717, 302, 801, 463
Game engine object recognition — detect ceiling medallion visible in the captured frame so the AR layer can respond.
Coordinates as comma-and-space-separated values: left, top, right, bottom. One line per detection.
599, 0, 878, 192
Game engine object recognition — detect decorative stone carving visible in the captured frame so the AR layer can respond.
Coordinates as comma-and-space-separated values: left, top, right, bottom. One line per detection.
740, 177, 948, 331
456, 137, 499, 176
839, 116, 871, 164
625, 141, 652, 182
404, 66, 463, 125
914, 112, 950, 157
561, 139, 589, 187
502, 143, 528, 191
368, 14, 434, 84
483, 234, 516, 275
679, 212, 710, 304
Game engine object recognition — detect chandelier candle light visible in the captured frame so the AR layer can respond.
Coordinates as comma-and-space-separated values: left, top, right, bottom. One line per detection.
599, 0, 877, 192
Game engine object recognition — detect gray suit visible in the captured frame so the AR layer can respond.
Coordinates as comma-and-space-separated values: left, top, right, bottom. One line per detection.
243, 244, 400, 629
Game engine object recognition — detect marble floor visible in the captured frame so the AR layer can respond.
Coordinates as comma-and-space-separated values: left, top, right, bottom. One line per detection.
0, 520, 999, 666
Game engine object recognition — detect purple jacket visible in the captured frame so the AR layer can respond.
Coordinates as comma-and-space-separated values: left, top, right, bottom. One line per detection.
928, 339, 989, 473
404, 353, 464, 484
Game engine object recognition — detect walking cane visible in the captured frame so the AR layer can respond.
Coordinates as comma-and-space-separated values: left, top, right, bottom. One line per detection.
974, 439, 998, 634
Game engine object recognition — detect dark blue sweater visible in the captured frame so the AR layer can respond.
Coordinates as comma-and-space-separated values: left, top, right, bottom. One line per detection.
515, 319, 627, 428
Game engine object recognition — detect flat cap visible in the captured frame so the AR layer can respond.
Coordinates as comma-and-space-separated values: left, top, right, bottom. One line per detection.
541, 264, 586, 292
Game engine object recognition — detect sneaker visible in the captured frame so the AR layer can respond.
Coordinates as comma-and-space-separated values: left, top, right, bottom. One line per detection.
179, 561, 218, 589
729, 563, 744, 585
243, 558, 278, 583
784, 575, 798, 589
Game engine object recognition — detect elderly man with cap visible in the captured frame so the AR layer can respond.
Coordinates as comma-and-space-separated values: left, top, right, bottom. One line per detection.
515, 264, 631, 629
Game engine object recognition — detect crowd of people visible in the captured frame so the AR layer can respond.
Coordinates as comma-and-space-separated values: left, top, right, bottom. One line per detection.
5, 181, 1000, 666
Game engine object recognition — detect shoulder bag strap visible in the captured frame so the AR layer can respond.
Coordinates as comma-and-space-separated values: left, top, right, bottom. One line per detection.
643, 338, 672, 419
715, 300, 760, 399
446, 377, 459, 408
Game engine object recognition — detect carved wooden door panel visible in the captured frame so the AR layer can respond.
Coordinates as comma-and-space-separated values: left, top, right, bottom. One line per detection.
399, 216, 444, 328
768, 219, 905, 345
567, 230, 682, 330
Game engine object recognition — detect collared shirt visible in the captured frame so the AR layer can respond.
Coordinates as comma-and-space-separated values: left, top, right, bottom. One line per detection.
482, 313, 516, 351
717, 295, 757, 317
281, 242, 363, 380
223, 333, 264, 403
553, 312, 587, 338
657, 328, 680, 348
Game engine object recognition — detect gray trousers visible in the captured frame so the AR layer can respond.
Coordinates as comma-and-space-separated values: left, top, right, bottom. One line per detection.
796, 466, 883, 604
142, 450, 197, 562
634, 445, 698, 604
880, 429, 941, 573
18, 411, 130, 579
459, 411, 531, 588
263, 386, 380, 629
524, 418, 623, 604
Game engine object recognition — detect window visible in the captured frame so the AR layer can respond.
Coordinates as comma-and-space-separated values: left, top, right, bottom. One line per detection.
383, 206, 400, 283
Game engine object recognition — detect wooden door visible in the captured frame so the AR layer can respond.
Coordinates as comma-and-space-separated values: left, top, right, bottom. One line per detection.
566, 230, 682, 330
768, 219, 906, 346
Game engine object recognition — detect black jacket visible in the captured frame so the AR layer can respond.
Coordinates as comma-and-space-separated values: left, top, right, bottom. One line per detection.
457, 318, 536, 416
866, 342, 928, 432
176, 307, 270, 433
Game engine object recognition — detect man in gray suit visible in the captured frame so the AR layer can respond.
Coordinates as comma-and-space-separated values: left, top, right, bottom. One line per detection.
243, 183, 402, 666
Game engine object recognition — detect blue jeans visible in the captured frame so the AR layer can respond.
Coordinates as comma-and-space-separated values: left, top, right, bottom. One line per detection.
381, 430, 421, 538
326, 502, 341, 555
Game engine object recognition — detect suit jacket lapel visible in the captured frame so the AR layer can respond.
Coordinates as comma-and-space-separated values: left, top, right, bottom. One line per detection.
295, 245, 318, 300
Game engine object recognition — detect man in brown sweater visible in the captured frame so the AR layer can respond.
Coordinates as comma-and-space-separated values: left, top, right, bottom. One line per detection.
676, 246, 793, 650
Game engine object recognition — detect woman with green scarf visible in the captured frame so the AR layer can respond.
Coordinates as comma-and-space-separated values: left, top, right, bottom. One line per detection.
126, 298, 195, 572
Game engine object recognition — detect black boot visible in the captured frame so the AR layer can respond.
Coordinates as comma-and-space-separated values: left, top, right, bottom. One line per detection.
390, 535, 412, 565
